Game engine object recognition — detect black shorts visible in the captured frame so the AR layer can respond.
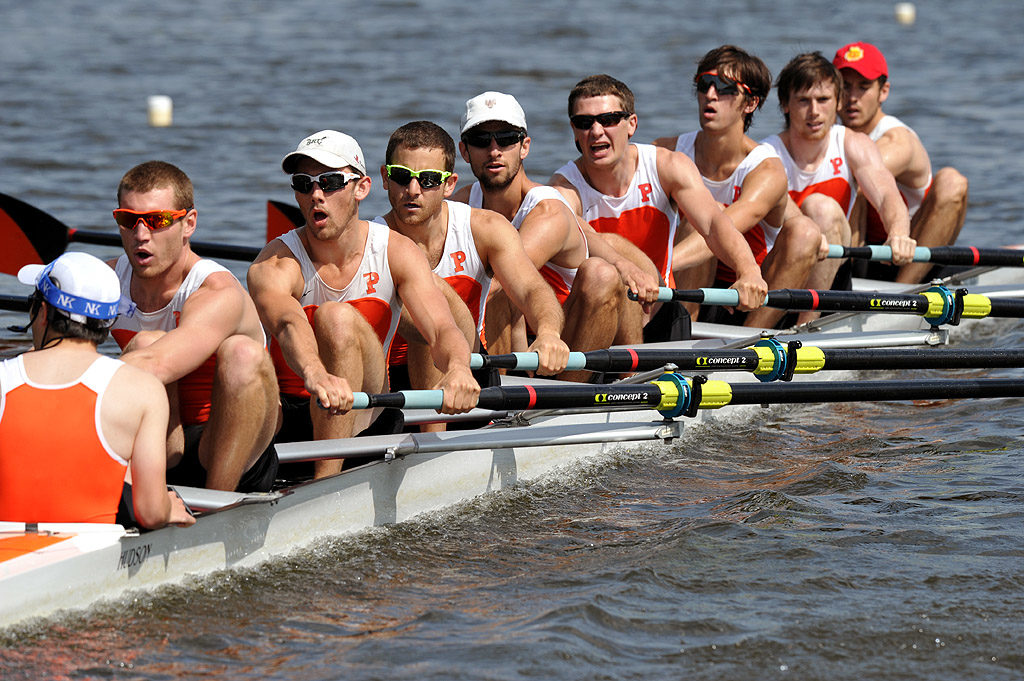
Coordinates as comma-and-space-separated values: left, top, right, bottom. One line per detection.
643, 299, 692, 342
164, 423, 279, 493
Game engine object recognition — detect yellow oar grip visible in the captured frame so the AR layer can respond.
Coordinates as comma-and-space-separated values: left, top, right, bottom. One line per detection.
959, 294, 992, 319
752, 345, 777, 376
651, 378, 680, 412
922, 290, 947, 318
793, 346, 826, 373
697, 379, 733, 409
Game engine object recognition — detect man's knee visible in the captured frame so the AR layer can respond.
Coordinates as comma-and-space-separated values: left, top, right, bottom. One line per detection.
573, 257, 622, 300
312, 301, 366, 344
215, 335, 273, 386
932, 167, 969, 205
800, 194, 848, 242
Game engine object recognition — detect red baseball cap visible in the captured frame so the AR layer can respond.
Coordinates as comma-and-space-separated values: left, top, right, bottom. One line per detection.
833, 42, 888, 79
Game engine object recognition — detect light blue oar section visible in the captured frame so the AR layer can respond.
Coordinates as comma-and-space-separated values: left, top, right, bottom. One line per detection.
352, 390, 445, 410
469, 352, 589, 371
653, 287, 741, 305
826, 244, 934, 262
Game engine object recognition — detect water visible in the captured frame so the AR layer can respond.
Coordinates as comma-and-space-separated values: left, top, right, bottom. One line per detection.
2, 0, 1024, 678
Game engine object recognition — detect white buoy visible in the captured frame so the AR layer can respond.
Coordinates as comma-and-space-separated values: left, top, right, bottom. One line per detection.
895, 2, 916, 25
147, 95, 173, 127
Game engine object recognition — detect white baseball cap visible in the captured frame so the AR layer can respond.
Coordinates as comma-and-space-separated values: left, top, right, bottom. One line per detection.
281, 130, 367, 175
461, 92, 527, 134
18, 252, 121, 324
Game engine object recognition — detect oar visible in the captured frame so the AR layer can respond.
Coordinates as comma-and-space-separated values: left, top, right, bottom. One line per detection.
0, 192, 263, 275
639, 286, 1024, 325
828, 244, 1024, 267
472, 346, 1024, 378
349, 375, 1024, 418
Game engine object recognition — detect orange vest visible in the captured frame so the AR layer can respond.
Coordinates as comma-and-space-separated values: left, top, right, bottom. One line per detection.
0, 355, 128, 524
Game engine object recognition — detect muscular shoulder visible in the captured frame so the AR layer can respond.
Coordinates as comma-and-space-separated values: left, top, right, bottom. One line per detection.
651, 135, 679, 151
450, 184, 472, 204
654, 145, 703, 191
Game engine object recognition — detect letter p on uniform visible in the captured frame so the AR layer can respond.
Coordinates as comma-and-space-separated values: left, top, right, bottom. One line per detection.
364, 271, 379, 294
451, 251, 467, 273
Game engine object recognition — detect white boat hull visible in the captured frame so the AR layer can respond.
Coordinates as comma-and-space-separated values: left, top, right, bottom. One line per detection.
3, 264, 1021, 628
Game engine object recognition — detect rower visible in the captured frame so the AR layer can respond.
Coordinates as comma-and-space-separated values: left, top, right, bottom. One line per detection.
653, 45, 821, 328
833, 41, 968, 283
110, 161, 279, 493
760, 52, 916, 296
0, 252, 194, 529
550, 74, 768, 339
378, 121, 570, 400
248, 130, 479, 476
451, 91, 658, 381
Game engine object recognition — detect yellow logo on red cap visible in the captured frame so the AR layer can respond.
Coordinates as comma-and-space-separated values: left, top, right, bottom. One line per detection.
844, 45, 865, 62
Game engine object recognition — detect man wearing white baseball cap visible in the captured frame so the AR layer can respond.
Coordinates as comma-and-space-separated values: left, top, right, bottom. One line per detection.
249, 130, 479, 477
452, 91, 659, 382
0, 252, 194, 529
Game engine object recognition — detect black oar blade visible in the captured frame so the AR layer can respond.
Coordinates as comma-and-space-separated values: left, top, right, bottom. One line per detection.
267, 200, 304, 242
0, 192, 69, 275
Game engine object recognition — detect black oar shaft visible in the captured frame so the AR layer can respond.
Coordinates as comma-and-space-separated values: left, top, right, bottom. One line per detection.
723, 377, 1024, 406
820, 348, 1024, 371
764, 289, 930, 314
361, 384, 666, 411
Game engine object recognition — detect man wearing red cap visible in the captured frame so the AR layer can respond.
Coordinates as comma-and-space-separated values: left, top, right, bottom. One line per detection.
833, 41, 968, 283
762, 52, 916, 292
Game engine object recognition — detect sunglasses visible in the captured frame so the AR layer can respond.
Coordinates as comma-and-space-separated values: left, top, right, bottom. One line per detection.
113, 207, 191, 230
461, 130, 525, 149
290, 171, 361, 194
569, 110, 631, 130
385, 164, 452, 189
695, 71, 752, 97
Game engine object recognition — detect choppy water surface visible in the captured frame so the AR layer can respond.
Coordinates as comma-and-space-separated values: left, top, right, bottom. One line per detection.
2, 1, 1024, 679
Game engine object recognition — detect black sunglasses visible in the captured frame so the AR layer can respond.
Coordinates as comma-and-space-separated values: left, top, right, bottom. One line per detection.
461, 130, 525, 149
695, 71, 751, 97
385, 164, 452, 189
569, 110, 631, 131
290, 171, 361, 194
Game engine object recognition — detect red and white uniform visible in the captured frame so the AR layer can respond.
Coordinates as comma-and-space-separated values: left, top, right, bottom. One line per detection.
385, 200, 491, 364
554, 144, 678, 286
467, 183, 587, 305
864, 114, 932, 243
0, 355, 127, 523
111, 256, 238, 425
273, 224, 402, 397
763, 125, 856, 219
675, 131, 782, 283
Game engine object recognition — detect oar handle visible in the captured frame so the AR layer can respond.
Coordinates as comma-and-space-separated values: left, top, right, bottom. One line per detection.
645, 287, 744, 305
828, 244, 1024, 267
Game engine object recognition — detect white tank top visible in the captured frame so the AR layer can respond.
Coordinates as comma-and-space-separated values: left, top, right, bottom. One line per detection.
762, 125, 856, 219
675, 131, 782, 280
867, 114, 930, 218
467, 183, 586, 295
554, 143, 678, 285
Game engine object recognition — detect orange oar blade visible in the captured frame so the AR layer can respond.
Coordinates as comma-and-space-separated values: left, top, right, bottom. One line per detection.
0, 193, 69, 276
266, 200, 303, 243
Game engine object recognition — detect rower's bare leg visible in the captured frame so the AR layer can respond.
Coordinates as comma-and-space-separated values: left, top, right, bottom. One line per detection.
896, 167, 969, 284
746, 214, 820, 329
402, 276, 476, 433
558, 257, 621, 383
599, 231, 662, 328
199, 337, 279, 491
311, 301, 386, 478
798, 195, 851, 324
483, 289, 516, 357
670, 221, 716, 320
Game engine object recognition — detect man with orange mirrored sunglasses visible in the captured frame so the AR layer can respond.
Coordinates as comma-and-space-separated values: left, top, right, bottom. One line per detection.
109, 160, 279, 493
